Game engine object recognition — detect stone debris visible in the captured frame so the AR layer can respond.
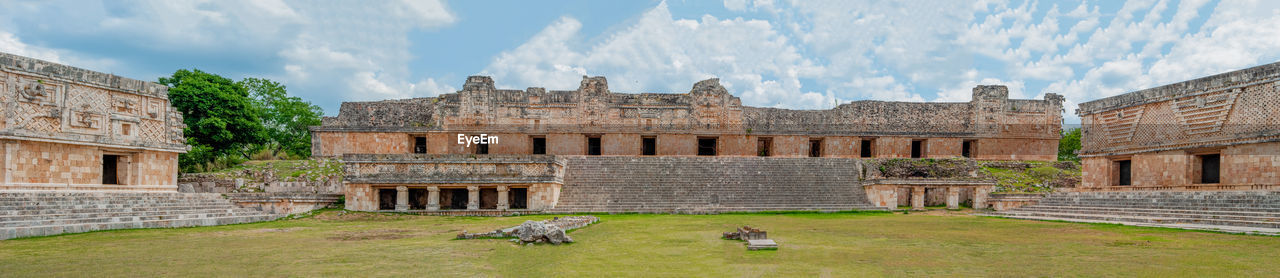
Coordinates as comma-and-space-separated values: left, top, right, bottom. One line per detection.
456, 216, 599, 245
723, 225, 777, 250
722, 225, 767, 241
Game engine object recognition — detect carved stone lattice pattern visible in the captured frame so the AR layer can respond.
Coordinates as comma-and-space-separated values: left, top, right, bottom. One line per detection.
139, 119, 166, 143
66, 85, 110, 112
1171, 90, 1238, 135
16, 102, 60, 134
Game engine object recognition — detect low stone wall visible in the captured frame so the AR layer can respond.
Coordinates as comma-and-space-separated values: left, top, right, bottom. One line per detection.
987, 193, 1045, 211
225, 193, 343, 214
177, 173, 342, 194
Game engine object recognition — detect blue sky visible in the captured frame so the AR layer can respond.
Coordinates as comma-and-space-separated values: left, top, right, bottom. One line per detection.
2, 0, 1279, 123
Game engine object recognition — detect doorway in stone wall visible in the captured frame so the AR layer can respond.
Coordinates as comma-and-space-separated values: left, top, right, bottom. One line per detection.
510, 188, 528, 209
480, 188, 498, 209
409, 188, 428, 210
378, 189, 396, 210
448, 188, 469, 209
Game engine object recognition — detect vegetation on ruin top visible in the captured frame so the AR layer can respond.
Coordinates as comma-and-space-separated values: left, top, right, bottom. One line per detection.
204, 158, 344, 183
1, 211, 1276, 277
982, 161, 1081, 194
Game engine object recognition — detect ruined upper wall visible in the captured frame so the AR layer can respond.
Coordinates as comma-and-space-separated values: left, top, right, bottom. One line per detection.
1078, 61, 1280, 156
1077, 61, 1280, 116
0, 52, 188, 152
316, 75, 1063, 139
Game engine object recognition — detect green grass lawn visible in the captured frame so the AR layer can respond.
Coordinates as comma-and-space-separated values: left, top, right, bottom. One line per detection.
1, 210, 1278, 277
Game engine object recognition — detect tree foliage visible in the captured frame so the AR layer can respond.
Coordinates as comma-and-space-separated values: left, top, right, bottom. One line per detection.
1058, 127, 1082, 161
240, 78, 323, 158
161, 70, 323, 172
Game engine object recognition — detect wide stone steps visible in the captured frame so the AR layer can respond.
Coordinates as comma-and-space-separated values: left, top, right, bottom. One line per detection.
3, 214, 281, 240
0, 191, 282, 240
551, 156, 881, 213
1008, 207, 1280, 223
985, 190, 1280, 234
0, 207, 246, 222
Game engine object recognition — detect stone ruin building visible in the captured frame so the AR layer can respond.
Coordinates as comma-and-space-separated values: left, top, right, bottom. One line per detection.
989, 61, 1280, 235
0, 52, 278, 240
314, 75, 1066, 213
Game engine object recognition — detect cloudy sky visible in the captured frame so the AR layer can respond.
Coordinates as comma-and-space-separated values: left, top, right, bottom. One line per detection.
1, 0, 1278, 123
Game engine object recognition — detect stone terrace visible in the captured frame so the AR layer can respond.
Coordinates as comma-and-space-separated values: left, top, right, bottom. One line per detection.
985, 191, 1280, 235
1, 191, 282, 240
548, 156, 883, 213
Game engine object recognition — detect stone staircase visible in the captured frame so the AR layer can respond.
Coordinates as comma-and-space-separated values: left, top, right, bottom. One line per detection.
984, 191, 1280, 235
1, 191, 284, 240
548, 156, 882, 213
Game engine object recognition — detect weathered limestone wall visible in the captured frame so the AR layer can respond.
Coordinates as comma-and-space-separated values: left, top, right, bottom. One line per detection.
341, 154, 565, 211
313, 76, 1064, 161
0, 52, 187, 191
0, 132, 178, 191
1222, 142, 1280, 185
1077, 61, 1280, 189
973, 138, 1058, 161
312, 132, 408, 157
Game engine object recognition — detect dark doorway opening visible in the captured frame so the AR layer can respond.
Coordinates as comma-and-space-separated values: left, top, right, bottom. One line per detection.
1199, 154, 1220, 184
758, 137, 772, 157
587, 136, 602, 155
642, 137, 656, 156
962, 140, 974, 158
1117, 160, 1132, 186
510, 188, 528, 209
911, 140, 924, 158
860, 140, 874, 158
697, 138, 717, 156
413, 137, 427, 154
444, 188, 469, 209
409, 189, 428, 210
378, 189, 396, 210
809, 139, 822, 157
532, 137, 546, 155
480, 188, 498, 209
102, 155, 120, 185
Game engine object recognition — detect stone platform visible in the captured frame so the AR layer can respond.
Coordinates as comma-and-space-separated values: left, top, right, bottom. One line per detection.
0, 191, 283, 240
982, 191, 1280, 235
548, 156, 883, 213
747, 239, 778, 250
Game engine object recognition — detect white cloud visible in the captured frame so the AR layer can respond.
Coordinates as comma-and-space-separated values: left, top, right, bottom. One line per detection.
0, 0, 458, 106
0, 31, 62, 62
483, 2, 828, 108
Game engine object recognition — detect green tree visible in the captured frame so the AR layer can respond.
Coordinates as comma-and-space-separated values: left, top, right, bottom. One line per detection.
1058, 127, 1082, 161
239, 78, 323, 158
160, 69, 267, 171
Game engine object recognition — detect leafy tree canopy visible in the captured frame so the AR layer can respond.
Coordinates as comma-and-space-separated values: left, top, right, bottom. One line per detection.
1058, 127, 1082, 161
239, 78, 323, 158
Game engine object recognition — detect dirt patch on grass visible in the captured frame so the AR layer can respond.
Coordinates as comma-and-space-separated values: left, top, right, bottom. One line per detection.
327, 229, 416, 241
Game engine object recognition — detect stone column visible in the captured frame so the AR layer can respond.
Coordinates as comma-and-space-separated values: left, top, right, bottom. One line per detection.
946, 187, 960, 209
395, 185, 409, 211
467, 185, 479, 210
972, 186, 991, 209
426, 186, 440, 211
911, 186, 925, 210
497, 185, 510, 210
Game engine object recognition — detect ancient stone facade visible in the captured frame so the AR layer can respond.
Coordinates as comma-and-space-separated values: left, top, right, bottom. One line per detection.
318, 76, 1062, 212
1077, 61, 1280, 191
342, 154, 563, 211
0, 52, 187, 191
313, 76, 1064, 160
